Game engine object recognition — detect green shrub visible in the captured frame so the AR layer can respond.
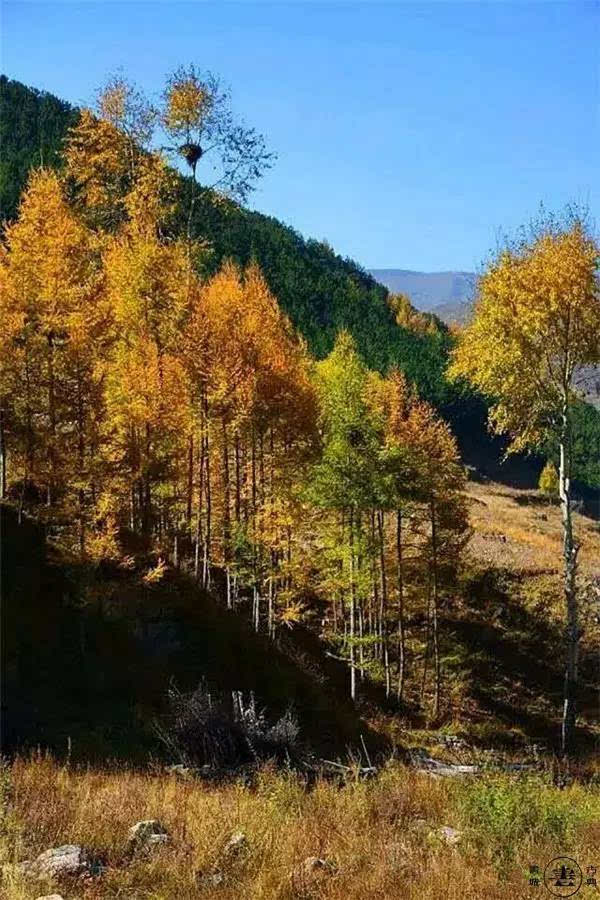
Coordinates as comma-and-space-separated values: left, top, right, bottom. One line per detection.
455, 776, 595, 862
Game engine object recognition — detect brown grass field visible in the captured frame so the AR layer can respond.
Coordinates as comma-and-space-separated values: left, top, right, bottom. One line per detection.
1, 755, 600, 899
466, 480, 600, 577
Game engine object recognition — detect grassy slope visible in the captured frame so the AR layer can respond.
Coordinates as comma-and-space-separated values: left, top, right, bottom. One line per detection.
2, 464, 599, 900
432, 481, 600, 747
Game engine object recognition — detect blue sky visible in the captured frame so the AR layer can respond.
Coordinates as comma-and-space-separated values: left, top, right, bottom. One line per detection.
2, 1, 598, 271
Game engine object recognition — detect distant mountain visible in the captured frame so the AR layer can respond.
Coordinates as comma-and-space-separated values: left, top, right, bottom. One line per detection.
575, 367, 600, 410
369, 269, 476, 313
429, 299, 473, 327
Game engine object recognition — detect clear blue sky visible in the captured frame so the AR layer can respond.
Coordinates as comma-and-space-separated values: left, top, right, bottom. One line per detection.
2, 1, 598, 271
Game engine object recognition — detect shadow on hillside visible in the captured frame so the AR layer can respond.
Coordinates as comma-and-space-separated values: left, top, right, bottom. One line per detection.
444, 570, 599, 755
1, 505, 388, 765
446, 398, 600, 520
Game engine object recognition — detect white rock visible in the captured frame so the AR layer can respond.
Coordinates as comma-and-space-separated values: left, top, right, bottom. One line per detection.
126, 820, 169, 856
22, 845, 91, 879
221, 831, 248, 859
438, 825, 462, 846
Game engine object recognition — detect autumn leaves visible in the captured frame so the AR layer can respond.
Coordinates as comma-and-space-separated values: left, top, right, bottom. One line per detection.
450, 213, 600, 753
0, 81, 471, 715
311, 336, 469, 707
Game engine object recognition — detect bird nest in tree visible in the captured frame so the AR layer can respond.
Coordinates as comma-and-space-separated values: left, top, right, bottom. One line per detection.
179, 143, 203, 168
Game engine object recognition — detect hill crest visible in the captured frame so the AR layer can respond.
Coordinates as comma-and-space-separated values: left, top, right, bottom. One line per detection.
370, 268, 476, 315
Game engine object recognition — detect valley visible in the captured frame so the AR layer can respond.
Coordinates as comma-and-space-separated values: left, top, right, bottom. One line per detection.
1, 44, 599, 900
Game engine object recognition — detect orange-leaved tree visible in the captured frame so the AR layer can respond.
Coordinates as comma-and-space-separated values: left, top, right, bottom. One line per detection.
0, 169, 107, 552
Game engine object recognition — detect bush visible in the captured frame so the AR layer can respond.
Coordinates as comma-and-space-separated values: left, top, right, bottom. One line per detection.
155, 681, 301, 770
455, 776, 593, 862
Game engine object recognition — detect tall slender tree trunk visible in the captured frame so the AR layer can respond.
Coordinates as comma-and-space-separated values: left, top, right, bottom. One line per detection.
0, 404, 7, 500
421, 570, 432, 704
268, 575, 274, 637
76, 368, 85, 558
130, 483, 136, 532
430, 495, 440, 720
46, 333, 57, 507
253, 585, 260, 632
559, 402, 579, 756
221, 417, 231, 605
377, 509, 390, 696
234, 432, 241, 525
142, 422, 152, 539
194, 424, 204, 580
19, 353, 35, 524
203, 398, 212, 589
186, 432, 194, 536
370, 510, 380, 660
396, 510, 406, 702
0, 403, 7, 500
129, 426, 137, 531
348, 508, 356, 701
187, 165, 198, 246
251, 427, 258, 625
357, 511, 365, 680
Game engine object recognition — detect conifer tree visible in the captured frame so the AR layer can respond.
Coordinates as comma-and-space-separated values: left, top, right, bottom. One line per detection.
311, 332, 379, 699
0, 169, 106, 549
103, 151, 193, 546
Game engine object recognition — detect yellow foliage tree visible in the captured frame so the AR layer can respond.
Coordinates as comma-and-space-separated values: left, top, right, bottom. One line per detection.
0, 169, 107, 550
449, 214, 600, 753
388, 292, 438, 335
538, 460, 559, 499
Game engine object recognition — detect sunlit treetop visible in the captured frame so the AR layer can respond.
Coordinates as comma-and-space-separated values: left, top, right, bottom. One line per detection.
162, 64, 276, 200
96, 73, 157, 149
163, 67, 215, 139
449, 210, 600, 452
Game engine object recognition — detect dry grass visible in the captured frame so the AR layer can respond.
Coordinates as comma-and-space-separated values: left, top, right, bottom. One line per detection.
1, 755, 599, 899
466, 481, 600, 576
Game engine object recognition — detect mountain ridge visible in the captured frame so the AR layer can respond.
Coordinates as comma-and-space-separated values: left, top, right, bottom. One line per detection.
369, 267, 476, 317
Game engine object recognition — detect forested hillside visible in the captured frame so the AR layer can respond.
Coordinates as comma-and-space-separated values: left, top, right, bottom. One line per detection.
0, 76, 78, 221
0, 76, 451, 405
3, 75, 600, 499
0, 69, 478, 712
